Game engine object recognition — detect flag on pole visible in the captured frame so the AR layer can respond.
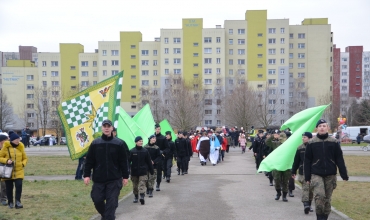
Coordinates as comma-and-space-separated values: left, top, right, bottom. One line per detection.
159, 119, 176, 142
132, 104, 155, 140
58, 72, 123, 160
257, 104, 330, 173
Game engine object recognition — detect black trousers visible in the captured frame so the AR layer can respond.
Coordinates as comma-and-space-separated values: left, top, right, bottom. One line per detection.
156, 159, 163, 185
91, 179, 122, 220
289, 176, 295, 191
177, 156, 187, 173
164, 158, 173, 178
5, 179, 22, 203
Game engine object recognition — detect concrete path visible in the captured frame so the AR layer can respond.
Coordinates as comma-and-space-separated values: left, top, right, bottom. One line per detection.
112, 148, 347, 220
24, 175, 75, 181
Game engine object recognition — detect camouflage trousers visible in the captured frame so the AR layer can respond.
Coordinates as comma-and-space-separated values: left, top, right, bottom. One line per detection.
146, 169, 157, 190
272, 170, 291, 193
298, 174, 313, 202
131, 175, 148, 195
311, 174, 337, 215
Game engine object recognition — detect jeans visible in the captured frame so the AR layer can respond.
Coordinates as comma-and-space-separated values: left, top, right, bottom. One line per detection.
5, 179, 22, 203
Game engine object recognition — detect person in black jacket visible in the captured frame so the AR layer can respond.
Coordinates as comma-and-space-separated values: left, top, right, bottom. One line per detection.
175, 131, 187, 175
129, 136, 154, 205
250, 130, 265, 170
144, 135, 161, 198
164, 131, 176, 182
183, 132, 193, 174
154, 123, 169, 191
292, 132, 314, 214
83, 119, 129, 220
304, 119, 348, 220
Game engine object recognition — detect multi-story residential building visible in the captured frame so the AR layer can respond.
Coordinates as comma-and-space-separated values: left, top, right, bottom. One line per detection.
0, 10, 335, 132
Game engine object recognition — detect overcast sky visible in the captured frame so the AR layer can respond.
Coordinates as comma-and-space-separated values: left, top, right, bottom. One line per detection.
1, 0, 369, 53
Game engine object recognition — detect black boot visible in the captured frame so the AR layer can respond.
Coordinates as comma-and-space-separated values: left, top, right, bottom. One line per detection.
282, 192, 288, 202
323, 214, 329, 220
316, 214, 326, 220
303, 202, 310, 214
146, 189, 149, 195
269, 179, 273, 186
139, 193, 145, 205
309, 200, 314, 212
289, 190, 294, 197
148, 189, 153, 198
15, 201, 23, 209
133, 195, 138, 203
166, 177, 170, 183
156, 184, 160, 191
275, 190, 281, 200
178, 170, 180, 175
8, 202, 14, 209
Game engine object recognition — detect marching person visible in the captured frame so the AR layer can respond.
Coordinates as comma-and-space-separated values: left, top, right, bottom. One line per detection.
164, 131, 176, 183
304, 119, 348, 220
292, 132, 314, 214
154, 124, 169, 191
144, 135, 161, 198
196, 132, 210, 166
0, 132, 28, 209
83, 119, 129, 219
209, 133, 221, 166
129, 136, 154, 205
174, 131, 187, 175
220, 133, 227, 161
183, 132, 192, 174
266, 131, 290, 202
251, 130, 266, 170
0, 133, 9, 206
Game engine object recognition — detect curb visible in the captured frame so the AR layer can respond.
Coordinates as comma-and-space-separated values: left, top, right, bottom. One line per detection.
90, 191, 133, 220
294, 184, 352, 220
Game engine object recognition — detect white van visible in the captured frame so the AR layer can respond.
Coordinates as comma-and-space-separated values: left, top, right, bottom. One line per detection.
342, 126, 370, 141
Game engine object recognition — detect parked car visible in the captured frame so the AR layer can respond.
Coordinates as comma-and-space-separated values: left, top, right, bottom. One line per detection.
60, 137, 67, 145
30, 137, 37, 145
33, 135, 57, 146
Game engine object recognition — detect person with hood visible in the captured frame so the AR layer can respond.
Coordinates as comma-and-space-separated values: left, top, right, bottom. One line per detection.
144, 135, 161, 198
129, 136, 154, 205
304, 119, 348, 220
0, 132, 28, 209
154, 123, 169, 191
239, 134, 247, 153
0, 133, 9, 206
266, 130, 290, 202
209, 133, 221, 166
292, 132, 314, 215
164, 131, 176, 183
83, 120, 129, 218
196, 132, 210, 166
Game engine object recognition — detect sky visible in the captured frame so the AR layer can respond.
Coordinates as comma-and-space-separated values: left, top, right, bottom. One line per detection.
0, 0, 369, 53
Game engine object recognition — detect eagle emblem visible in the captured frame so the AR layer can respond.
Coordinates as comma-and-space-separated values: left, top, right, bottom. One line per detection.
99, 86, 111, 98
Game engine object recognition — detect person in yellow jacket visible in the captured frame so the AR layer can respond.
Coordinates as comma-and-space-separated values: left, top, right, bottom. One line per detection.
0, 132, 28, 209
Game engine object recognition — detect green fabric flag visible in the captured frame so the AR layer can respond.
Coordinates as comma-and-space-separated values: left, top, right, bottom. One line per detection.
257, 104, 330, 172
117, 107, 150, 149
132, 104, 155, 141
159, 119, 176, 142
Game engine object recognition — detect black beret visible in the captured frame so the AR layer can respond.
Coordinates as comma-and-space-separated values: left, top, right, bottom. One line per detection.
316, 119, 327, 128
155, 124, 160, 128
165, 131, 172, 136
302, 132, 313, 139
258, 130, 264, 134
135, 136, 143, 142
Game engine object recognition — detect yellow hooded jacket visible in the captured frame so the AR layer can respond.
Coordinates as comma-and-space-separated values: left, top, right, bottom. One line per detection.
0, 141, 28, 179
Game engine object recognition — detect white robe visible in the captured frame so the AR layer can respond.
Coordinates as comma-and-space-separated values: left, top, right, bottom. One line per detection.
209, 149, 219, 164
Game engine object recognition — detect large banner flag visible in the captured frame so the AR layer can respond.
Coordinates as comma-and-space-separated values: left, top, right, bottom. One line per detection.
257, 104, 330, 173
159, 119, 176, 142
58, 72, 123, 160
132, 104, 155, 141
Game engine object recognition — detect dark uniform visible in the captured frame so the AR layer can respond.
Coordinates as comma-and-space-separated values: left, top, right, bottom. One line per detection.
175, 136, 188, 175
164, 131, 176, 182
154, 131, 169, 191
266, 132, 290, 202
304, 121, 348, 219
83, 133, 129, 219
144, 140, 161, 197
129, 138, 154, 205
184, 133, 193, 174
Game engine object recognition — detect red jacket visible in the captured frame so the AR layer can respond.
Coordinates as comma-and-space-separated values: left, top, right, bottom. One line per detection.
191, 137, 199, 153
221, 137, 228, 150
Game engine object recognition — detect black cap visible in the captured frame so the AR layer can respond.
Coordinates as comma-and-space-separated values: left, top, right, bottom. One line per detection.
135, 136, 143, 142
155, 123, 160, 128
148, 134, 156, 140
316, 119, 327, 128
258, 130, 264, 134
165, 131, 172, 136
302, 132, 313, 139
102, 119, 113, 126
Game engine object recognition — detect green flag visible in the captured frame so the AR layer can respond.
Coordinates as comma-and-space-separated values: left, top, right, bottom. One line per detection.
132, 104, 155, 140
160, 119, 176, 142
257, 104, 330, 172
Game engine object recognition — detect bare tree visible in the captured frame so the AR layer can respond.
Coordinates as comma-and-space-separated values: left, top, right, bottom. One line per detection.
255, 84, 284, 129
0, 89, 15, 130
33, 87, 53, 136
317, 92, 334, 127
223, 79, 258, 129
49, 86, 63, 142
139, 87, 165, 122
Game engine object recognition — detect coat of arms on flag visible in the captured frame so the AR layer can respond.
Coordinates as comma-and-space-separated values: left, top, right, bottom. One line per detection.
58, 72, 123, 160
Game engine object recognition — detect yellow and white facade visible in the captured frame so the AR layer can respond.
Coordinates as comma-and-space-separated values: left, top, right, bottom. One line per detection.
0, 10, 333, 130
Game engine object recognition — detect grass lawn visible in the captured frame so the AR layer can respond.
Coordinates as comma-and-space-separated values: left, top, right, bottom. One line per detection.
332, 182, 370, 220
341, 142, 368, 147
0, 180, 132, 220
343, 155, 370, 176
25, 156, 76, 176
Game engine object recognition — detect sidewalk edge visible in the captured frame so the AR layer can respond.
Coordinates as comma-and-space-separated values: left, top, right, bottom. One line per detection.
295, 184, 352, 220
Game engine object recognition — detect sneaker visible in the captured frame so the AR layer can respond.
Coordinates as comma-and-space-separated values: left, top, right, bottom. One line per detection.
1, 200, 7, 206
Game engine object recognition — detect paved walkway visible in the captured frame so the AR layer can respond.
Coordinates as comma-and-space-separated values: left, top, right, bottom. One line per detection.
109, 148, 348, 220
